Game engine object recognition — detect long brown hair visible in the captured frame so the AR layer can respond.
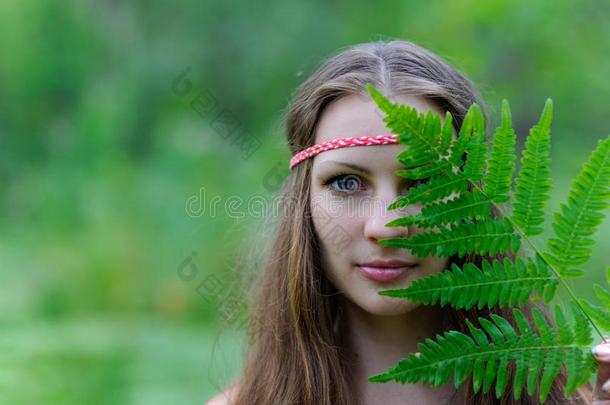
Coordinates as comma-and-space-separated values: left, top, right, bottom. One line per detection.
230, 40, 593, 404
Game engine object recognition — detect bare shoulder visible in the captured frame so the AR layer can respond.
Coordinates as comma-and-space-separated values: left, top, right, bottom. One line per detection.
206, 383, 240, 405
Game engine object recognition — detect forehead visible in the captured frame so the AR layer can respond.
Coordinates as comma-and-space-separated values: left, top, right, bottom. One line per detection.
312, 93, 443, 171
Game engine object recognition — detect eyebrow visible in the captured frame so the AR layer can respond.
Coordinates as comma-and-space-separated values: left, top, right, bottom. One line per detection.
318, 160, 372, 175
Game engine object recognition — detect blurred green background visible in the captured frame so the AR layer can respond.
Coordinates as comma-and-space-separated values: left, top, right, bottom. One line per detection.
1, 0, 609, 403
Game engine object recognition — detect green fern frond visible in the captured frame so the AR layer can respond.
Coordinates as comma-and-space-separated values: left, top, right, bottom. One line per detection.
581, 270, 610, 330
369, 305, 594, 403
461, 104, 487, 181
545, 136, 610, 268
581, 298, 610, 330
388, 172, 468, 209
367, 84, 450, 165
483, 99, 516, 203
365, 84, 609, 402
395, 159, 452, 180
449, 106, 475, 168
386, 191, 491, 228
379, 218, 520, 258
378, 256, 557, 310
511, 99, 553, 236
395, 112, 454, 168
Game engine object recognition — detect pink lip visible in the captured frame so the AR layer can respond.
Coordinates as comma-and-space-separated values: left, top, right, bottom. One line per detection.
359, 259, 416, 268
356, 260, 418, 282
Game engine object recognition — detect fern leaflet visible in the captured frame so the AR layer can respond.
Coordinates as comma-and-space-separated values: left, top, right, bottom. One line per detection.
378, 256, 558, 310
511, 99, 553, 236
545, 137, 610, 269
369, 305, 595, 403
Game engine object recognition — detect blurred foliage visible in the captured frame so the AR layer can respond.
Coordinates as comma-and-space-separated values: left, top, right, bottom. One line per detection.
0, 0, 609, 403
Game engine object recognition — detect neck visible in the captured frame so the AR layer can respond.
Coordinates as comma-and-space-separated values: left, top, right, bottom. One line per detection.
339, 297, 446, 376
338, 297, 462, 404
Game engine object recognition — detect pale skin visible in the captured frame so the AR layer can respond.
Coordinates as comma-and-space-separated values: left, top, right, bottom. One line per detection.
208, 93, 610, 404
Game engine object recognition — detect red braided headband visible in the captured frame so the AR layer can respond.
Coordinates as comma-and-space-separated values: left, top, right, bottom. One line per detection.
289, 134, 399, 169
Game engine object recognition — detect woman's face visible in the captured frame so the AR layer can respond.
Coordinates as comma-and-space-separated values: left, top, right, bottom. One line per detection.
310, 93, 450, 316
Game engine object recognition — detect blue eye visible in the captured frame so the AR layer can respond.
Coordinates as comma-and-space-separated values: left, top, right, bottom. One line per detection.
325, 174, 364, 194
322, 173, 426, 196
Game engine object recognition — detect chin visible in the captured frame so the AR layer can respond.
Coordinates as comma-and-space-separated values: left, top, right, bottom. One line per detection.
359, 295, 420, 316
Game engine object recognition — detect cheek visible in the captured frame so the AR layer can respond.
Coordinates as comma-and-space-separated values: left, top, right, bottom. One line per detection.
310, 193, 362, 260
421, 256, 450, 276
311, 205, 360, 254
310, 196, 365, 295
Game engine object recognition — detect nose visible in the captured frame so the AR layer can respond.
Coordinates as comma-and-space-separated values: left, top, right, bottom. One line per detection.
362, 190, 414, 243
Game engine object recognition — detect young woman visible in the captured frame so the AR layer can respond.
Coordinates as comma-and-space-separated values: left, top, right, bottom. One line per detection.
209, 40, 610, 404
